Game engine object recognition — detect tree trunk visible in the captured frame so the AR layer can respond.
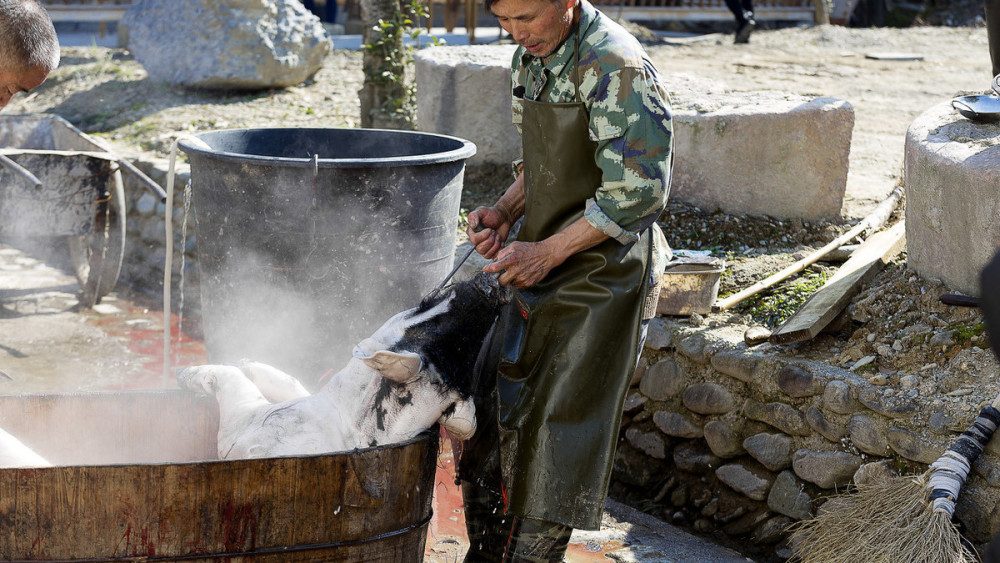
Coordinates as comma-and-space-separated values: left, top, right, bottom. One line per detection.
359, 0, 409, 128
813, 0, 828, 25
813, 0, 831, 25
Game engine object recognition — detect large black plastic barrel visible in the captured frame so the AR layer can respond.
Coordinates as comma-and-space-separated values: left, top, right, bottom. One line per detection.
179, 128, 476, 385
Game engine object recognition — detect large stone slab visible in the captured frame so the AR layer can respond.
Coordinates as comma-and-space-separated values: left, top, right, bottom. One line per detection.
415, 45, 520, 167
123, 0, 330, 89
671, 86, 853, 222
904, 100, 1000, 295
414, 52, 853, 220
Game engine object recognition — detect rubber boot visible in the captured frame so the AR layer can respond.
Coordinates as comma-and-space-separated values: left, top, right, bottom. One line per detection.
462, 480, 511, 563
501, 517, 573, 563
987, 0, 1000, 79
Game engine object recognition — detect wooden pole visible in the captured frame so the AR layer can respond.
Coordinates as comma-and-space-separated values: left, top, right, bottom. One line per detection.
768, 221, 905, 344
813, 0, 830, 25
712, 184, 903, 312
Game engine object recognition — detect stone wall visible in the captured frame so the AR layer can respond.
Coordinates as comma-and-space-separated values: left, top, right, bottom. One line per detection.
613, 316, 1000, 558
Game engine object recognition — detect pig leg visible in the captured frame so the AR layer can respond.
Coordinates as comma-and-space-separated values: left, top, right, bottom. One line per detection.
237, 360, 311, 402
439, 397, 476, 440
177, 365, 271, 458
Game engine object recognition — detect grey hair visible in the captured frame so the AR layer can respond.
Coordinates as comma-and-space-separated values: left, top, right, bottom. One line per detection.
0, 0, 60, 73
484, 0, 564, 15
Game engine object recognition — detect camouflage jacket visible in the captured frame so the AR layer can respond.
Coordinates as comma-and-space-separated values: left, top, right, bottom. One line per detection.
510, 0, 673, 300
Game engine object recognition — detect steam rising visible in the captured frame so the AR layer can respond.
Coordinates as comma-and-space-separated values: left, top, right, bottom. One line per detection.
0, 126, 468, 469
187, 133, 466, 390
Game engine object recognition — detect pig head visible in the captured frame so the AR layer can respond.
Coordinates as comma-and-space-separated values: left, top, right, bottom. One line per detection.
178, 273, 508, 459
351, 272, 508, 444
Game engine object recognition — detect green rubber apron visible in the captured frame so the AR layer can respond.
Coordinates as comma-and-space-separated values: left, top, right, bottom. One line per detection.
489, 36, 653, 530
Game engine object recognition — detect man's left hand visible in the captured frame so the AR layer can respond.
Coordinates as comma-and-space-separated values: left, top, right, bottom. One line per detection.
483, 240, 560, 289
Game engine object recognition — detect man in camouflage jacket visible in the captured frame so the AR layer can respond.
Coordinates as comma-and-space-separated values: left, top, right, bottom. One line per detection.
462, 0, 673, 559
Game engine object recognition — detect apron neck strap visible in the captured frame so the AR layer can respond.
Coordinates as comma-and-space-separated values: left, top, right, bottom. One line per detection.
572, 24, 581, 103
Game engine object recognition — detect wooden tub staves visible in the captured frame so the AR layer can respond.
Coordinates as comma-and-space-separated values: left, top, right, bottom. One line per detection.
0, 391, 438, 561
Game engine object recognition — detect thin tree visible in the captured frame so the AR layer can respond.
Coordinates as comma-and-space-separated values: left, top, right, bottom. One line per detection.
359, 0, 413, 129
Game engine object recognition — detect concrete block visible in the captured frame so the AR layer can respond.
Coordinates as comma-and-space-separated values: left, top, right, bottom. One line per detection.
904, 100, 1000, 295
415, 57, 853, 221
415, 45, 520, 167
672, 92, 853, 222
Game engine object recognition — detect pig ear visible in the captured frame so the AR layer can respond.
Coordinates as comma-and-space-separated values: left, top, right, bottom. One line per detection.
359, 350, 423, 382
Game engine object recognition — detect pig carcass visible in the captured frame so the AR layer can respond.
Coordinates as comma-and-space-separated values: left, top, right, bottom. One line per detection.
177, 273, 507, 459
238, 360, 312, 403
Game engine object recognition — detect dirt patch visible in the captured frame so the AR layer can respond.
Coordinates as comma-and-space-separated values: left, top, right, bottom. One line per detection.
13, 48, 365, 160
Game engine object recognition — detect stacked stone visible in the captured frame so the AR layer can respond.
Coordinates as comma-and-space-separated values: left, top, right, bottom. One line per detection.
613, 317, 1000, 557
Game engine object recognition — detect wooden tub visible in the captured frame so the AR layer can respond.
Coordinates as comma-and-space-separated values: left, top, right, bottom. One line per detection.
0, 390, 438, 561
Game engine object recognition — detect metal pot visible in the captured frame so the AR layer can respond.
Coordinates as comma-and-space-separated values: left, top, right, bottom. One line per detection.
952, 94, 1000, 123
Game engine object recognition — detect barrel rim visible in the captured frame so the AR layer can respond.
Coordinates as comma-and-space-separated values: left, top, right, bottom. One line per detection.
178, 127, 477, 168
0, 389, 438, 470
11, 430, 437, 471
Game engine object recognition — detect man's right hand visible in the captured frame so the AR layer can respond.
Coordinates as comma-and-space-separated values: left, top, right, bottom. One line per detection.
467, 206, 512, 260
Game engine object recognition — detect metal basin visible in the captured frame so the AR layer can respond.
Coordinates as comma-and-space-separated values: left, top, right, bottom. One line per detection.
951, 94, 1000, 123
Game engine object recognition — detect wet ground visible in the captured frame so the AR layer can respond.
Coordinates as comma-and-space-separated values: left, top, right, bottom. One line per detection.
426, 443, 631, 562
0, 241, 202, 394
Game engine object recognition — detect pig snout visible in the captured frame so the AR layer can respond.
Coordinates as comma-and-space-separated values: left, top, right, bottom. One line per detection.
439, 398, 476, 440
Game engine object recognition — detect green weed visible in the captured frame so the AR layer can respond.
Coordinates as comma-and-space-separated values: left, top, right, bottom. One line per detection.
738, 268, 829, 328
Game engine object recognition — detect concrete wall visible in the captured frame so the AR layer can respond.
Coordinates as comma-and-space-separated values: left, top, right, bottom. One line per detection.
671, 94, 853, 222
415, 45, 520, 167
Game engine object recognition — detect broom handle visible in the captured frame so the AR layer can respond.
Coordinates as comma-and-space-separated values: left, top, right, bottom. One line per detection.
928, 402, 1000, 516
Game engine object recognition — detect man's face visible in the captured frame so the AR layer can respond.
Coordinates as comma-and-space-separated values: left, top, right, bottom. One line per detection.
491, 0, 578, 58
0, 66, 49, 108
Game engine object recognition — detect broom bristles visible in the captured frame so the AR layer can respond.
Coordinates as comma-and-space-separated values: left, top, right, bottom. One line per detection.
790, 471, 978, 563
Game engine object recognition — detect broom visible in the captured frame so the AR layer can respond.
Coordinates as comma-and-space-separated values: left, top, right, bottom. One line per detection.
790, 395, 1000, 563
